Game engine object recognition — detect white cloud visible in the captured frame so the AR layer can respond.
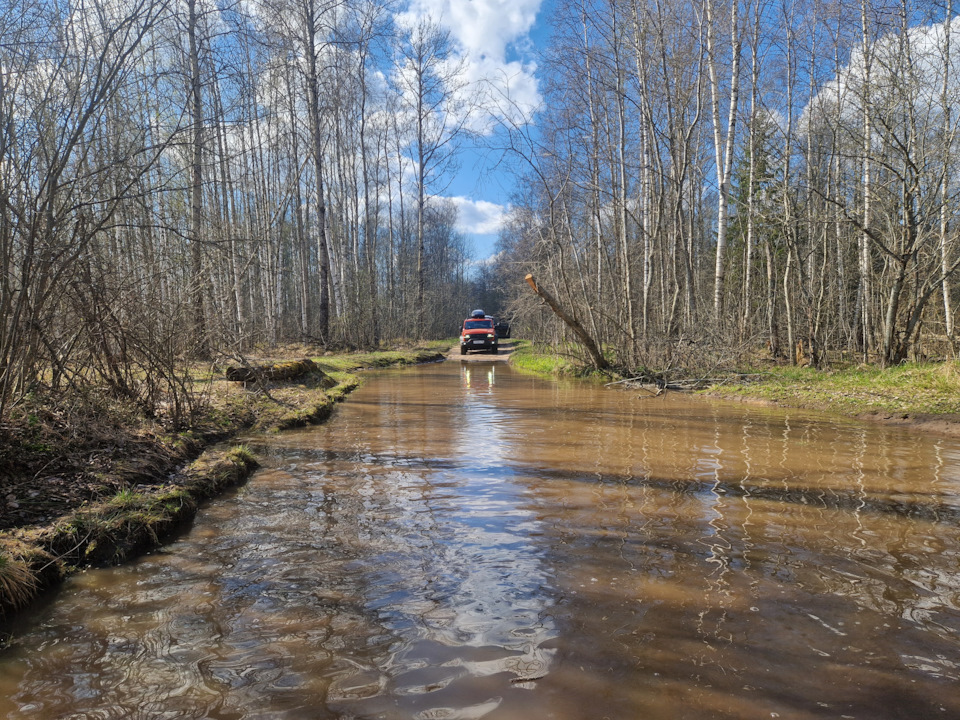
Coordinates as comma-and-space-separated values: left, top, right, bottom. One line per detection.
398, 0, 543, 126
447, 196, 507, 235
468, 56, 541, 129
806, 17, 960, 133
407, 0, 539, 61
471, 250, 504, 268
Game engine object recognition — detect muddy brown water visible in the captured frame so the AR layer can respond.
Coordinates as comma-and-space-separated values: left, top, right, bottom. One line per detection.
2, 362, 960, 719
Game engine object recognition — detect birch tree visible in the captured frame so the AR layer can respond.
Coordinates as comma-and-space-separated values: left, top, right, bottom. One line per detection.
394, 17, 468, 336
704, 0, 742, 323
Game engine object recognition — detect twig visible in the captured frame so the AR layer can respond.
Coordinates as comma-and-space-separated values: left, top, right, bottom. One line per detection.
636, 386, 664, 398
605, 376, 650, 387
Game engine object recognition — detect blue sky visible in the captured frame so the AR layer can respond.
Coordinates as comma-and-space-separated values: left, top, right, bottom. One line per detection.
402, 0, 554, 260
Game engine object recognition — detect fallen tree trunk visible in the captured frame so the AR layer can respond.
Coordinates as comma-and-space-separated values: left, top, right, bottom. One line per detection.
525, 274, 610, 371
226, 358, 321, 383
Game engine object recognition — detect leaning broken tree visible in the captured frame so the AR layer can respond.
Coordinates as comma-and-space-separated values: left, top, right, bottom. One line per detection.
524, 274, 610, 371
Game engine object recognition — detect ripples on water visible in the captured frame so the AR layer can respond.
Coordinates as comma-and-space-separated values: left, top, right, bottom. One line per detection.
1, 362, 959, 719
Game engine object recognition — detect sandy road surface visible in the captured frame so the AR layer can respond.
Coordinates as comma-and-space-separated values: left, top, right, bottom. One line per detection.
445, 339, 517, 362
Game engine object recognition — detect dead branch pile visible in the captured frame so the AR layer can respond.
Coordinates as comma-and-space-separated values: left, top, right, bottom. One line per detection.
606, 372, 768, 397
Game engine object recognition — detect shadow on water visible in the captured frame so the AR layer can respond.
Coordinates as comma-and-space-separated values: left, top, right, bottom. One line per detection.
509, 463, 960, 524
256, 441, 960, 524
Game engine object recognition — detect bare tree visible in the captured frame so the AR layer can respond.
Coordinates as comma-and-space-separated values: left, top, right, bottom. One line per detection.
0, 0, 171, 416
704, 0, 742, 323
394, 16, 469, 337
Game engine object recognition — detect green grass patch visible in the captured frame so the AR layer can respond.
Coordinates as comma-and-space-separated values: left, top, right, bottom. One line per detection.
509, 340, 616, 380
228, 444, 256, 465
510, 341, 575, 375
708, 362, 960, 416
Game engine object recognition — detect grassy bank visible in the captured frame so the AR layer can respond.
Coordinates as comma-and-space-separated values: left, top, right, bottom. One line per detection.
509, 341, 960, 425
0, 446, 260, 617
315, 342, 451, 372
706, 362, 960, 418
509, 340, 610, 378
0, 344, 448, 622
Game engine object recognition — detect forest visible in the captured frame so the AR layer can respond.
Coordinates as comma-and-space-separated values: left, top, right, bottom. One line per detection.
505, 0, 960, 373
3, 0, 960, 427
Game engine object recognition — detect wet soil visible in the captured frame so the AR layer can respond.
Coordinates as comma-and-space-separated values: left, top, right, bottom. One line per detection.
446, 339, 517, 362
856, 410, 960, 437
0, 420, 199, 532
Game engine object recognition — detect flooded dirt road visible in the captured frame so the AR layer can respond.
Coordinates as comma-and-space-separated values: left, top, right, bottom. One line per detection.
2, 362, 959, 719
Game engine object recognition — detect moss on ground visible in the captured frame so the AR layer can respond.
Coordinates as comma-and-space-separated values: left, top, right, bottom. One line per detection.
314, 344, 448, 372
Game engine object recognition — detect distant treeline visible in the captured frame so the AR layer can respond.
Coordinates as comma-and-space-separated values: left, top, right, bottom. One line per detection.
496, 0, 960, 372
0, 0, 498, 422
4, 0, 959, 425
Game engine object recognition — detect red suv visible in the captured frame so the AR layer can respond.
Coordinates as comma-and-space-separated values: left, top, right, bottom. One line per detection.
460, 313, 499, 354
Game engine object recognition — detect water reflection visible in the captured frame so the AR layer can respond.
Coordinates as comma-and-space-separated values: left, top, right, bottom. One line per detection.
1, 363, 960, 719
461, 364, 497, 393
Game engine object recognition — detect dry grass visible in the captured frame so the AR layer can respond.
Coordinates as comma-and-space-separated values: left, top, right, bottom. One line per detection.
0, 551, 37, 614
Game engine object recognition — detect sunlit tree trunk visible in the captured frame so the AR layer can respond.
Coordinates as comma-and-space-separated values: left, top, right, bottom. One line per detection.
631, 0, 655, 341
859, 0, 874, 362
941, 0, 955, 349
704, 0, 741, 323
741, 0, 761, 340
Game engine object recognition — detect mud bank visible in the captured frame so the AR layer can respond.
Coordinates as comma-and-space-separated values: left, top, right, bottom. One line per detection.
0, 347, 447, 625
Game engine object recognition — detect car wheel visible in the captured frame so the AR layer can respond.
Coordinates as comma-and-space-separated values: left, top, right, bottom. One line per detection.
460, 345, 467, 355
491, 346, 498, 354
